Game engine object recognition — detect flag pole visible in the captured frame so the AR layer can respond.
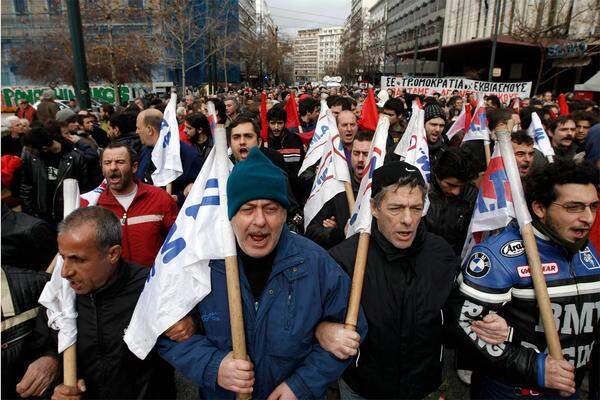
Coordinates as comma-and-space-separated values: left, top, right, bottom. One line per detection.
496, 130, 562, 358
62, 179, 79, 388
344, 232, 370, 330
344, 183, 355, 214
208, 102, 250, 400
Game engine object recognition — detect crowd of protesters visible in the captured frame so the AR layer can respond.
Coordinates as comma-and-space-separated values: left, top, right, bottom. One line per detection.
2, 83, 600, 400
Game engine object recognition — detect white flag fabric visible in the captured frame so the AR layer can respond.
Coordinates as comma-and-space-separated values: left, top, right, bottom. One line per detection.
347, 116, 390, 237
125, 127, 236, 360
393, 100, 421, 158
38, 179, 96, 353
402, 108, 431, 214
151, 93, 183, 187
303, 112, 352, 229
445, 104, 468, 141
460, 145, 517, 260
462, 98, 490, 143
298, 100, 331, 176
527, 112, 555, 159
403, 108, 431, 184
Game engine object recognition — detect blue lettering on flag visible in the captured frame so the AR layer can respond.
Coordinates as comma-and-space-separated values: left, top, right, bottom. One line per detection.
184, 179, 220, 219
534, 127, 545, 142
416, 152, 430, 182
161, 119, 171, 148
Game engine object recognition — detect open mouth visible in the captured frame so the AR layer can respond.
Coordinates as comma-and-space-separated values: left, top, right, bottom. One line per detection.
249, 233, 269, 247
109, 175, 121, 185
571, 228, 589, 239
395, 231, 413, 241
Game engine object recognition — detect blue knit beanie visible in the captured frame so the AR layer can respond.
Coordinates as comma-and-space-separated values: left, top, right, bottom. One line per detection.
227, 147, 290, 219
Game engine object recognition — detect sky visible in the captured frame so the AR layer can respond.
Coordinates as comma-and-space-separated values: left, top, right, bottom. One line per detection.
265, 0, 350, 37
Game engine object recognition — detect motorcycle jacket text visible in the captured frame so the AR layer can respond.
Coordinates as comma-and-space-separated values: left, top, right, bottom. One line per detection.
454, 222, 600, 391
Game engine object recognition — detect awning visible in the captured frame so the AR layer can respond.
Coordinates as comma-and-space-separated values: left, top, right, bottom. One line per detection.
575, 71, 600, 92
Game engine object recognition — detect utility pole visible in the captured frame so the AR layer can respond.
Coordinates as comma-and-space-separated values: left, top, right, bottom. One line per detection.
436, 17, 444, 77
66, 0, 91, 109
412, 25, 419, 76
488, 0, 502, 81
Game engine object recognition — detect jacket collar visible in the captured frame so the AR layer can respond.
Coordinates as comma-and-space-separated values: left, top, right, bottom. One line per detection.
98, 180, 148, 207
211, 226, 304, 277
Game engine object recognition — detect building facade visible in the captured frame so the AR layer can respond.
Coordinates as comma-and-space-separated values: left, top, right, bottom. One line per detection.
293, 28, 320, 83
293, 26, 345, 83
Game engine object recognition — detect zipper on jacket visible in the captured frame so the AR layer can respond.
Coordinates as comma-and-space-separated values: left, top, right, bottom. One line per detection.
51, 158, 73, 220
89, 293, 107, 383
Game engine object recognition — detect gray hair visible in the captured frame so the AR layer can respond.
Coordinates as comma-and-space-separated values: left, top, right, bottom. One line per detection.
225, 96, 239, 108
58, 206, 121, 252
372, 174, 428, 210
4, 116, 20, 128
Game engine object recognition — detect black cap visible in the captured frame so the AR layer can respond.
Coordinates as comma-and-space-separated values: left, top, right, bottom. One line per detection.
371, 161, 425, 198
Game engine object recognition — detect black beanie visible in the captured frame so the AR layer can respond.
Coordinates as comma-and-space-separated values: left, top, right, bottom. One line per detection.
424, 104, 446, 123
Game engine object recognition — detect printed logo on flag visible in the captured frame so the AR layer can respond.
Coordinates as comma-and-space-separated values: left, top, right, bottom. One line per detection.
349, 146, 381, 225
476, 157, 512, 213
469, 108, 487, 134
466, 252, 491, 278
148, 178, 221, 282
161, 119, 171, 148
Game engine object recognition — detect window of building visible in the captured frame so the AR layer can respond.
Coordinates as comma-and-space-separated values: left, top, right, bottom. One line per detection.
14, 0, 28, 14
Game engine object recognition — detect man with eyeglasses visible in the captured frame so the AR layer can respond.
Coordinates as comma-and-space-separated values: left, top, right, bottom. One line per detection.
454, 160, 600, 399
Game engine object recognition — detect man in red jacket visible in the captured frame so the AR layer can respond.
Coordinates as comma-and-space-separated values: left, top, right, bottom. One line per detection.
98, 142, 178, 268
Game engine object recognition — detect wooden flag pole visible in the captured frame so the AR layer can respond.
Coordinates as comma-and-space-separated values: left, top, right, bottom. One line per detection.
496, 131, 562, 359
166, 183, 173, 195
484, 141, 491, 166
344, 182, 356, 215
224, 255, 250, 367
344, 233, 370, 330
63, 345, 77, 387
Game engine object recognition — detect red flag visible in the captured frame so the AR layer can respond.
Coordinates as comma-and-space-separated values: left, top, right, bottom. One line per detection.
464, 104, 472, 132
260, 92, 268, 143
358, 88, 378, 131
284, 92, 300, 129
558, 94, 569, 116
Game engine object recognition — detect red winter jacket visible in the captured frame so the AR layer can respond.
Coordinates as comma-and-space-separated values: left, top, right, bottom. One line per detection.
98, 181, 178, 268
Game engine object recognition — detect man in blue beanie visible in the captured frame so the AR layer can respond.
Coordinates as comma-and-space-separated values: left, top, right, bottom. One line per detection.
159, 147, 367, 400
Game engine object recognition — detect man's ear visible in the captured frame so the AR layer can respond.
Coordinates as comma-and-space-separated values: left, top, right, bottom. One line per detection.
107, 244, 122, 265
370, 198, 379, 219
132, 161, 139, 175
531, 200, 547, 220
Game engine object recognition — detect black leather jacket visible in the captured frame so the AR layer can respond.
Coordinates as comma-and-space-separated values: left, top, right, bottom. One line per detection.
20, 144, 90, 223
425, 178, 478, 256
30, 261, 175, 399
1, 265, 50, 399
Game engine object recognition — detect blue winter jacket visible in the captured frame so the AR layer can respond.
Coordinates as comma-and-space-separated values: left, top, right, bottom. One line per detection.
158, 227, 367, 399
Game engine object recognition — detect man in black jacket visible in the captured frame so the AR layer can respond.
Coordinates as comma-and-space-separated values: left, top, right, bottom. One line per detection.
305, 130, 371, 248
426, 147, 478, 256
20, 128, 91, 225
316, 162, 460, 399
26, 206, 175, 400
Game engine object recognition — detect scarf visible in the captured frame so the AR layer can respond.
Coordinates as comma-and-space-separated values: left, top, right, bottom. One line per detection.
532, 219, 588, 255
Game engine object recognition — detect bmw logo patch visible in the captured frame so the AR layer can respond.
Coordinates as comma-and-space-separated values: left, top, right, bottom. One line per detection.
466, 252, 491, 278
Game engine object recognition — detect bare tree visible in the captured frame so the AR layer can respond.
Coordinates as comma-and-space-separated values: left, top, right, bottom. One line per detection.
509, 0, 600, 93
11, 3, 155, 103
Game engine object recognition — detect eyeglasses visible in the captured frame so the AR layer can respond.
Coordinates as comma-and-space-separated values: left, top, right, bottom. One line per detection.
552, 201, 600, 213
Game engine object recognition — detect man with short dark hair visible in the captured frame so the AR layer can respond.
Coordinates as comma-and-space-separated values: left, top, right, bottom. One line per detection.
299, 97, 320, 133
328, 96, 352, 119
548, 116, 577, 160
98, 142, 178, 268
135, 108, 203, 204
318, 162, 459, 399
305, 131, 372, 248
108, 112, 142, 154
20, 128, 90, 224
381, 98, 406, 148
571, 110, 597, 153
27, 206, 176, 400
99, 103, 115, 134
423, 103, 448, 163
426, 147, 478, 256
266, 105, 305, 197
510, 130, 540, 178
81, 113, 109, 148
455, 160, 600, 399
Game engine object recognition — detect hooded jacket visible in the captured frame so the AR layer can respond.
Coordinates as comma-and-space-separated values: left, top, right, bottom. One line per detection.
329, 221, 459, 399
